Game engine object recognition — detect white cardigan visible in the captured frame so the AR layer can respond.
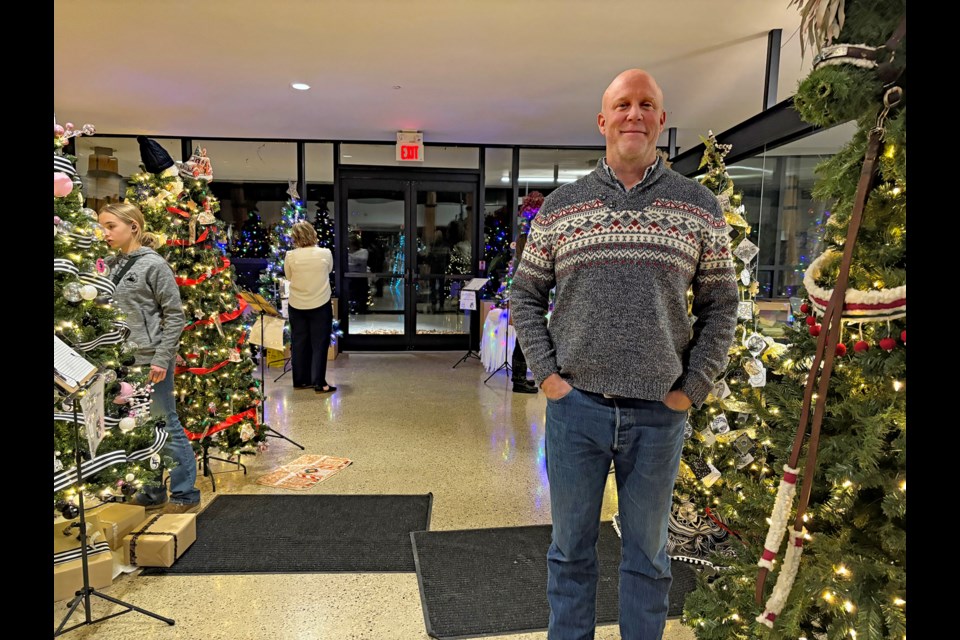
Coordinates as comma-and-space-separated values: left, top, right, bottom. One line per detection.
283, 246, 333, 310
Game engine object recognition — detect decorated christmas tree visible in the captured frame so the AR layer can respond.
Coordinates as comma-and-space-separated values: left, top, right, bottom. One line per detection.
235, 208, 270, 259
683, 1, 906, 638
630, 133, 788, 569
483, 205, 512, 297
54, 122, 166, 512
259, 182, 307, 302
313, 199, 335, 250
126, 140, 268, 459
493, 191, 542, 308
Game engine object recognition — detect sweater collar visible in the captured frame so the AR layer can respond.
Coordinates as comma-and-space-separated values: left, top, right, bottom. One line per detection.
597, 156, 663, 193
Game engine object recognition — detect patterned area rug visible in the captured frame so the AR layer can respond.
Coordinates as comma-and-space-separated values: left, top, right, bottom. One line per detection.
255, 454, 352, 490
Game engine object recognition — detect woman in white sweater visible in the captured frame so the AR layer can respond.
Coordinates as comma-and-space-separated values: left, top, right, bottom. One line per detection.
284, 222, 335, 393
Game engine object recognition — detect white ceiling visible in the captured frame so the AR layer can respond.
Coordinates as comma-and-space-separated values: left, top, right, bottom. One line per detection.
54, 0, 812, 153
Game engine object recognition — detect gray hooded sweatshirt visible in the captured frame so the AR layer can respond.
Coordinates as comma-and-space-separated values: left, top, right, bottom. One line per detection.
107, 247, 185, 371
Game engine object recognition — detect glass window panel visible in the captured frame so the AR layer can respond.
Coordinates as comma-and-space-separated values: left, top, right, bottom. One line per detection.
74, 136, 181, 209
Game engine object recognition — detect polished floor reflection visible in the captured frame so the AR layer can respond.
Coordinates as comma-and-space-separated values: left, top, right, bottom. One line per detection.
53, 353, 695, 640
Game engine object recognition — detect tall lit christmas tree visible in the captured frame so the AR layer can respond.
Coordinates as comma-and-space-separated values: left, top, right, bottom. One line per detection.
260, 182, 307, 302
235, 209, 270, 258
126, 140, 268, 458
483, 205, 512, 297
684, 1, 905, 638
54, 122, 165, 511
494, 191, 542, 307
313, 199, 335, 250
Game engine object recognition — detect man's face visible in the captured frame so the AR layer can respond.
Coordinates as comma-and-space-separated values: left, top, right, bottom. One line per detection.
598, 71, 666, 165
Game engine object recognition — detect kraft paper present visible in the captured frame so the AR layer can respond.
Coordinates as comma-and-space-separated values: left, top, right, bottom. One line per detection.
94, 503, 146, 551
122, 513, 197, 568
53, 549, 112, 602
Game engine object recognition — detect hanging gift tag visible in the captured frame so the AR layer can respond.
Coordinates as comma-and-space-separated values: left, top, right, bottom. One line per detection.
737, 301, 754, 320
688, 457, 722, 487
735, 451, 755, 470
149, 453, 161, 470
698, 429, 717, 446
198, 210, 216, 225
228, 348, 242, 363
733, 238, 759, 264
710, 414, 730, 434
740, 269, 752, 286
735, 412, 752, 426
743, 357, 764, 377
54, 453, 64, 473
712, 380, 732, 400
684, 420, 694, 440
749, 367, 767, 387
745, 332, 768, 357
733, 433, 753, 454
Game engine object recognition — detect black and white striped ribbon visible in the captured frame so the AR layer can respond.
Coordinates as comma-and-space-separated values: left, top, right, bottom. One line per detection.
53, 424, 169, 493
55, 259, 117, 297
77, 272, 116, 296
54, 412, 124, 428
54, 259, 80, 276
54, 154, 78, 178
53, 540, 112, 566
74, 321, 130, 352
65, 232, 95, 249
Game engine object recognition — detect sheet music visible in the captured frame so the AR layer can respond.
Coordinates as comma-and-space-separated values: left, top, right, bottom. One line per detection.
54, 335, 97, 391
463, 277, 490, 291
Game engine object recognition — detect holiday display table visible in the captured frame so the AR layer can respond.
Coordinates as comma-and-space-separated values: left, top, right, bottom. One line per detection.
479, 306, 516, 374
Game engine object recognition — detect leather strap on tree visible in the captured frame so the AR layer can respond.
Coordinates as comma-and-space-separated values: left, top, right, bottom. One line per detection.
755, 16, 905, 605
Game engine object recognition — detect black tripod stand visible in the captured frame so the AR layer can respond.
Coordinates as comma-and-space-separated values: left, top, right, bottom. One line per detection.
243, 292, 304, 451
484, 306, 513, 384
55, 374, 174, 636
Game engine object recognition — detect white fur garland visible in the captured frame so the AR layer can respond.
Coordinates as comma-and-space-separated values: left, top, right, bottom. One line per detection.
757, 527, 807, 628
758, 464, 800, 571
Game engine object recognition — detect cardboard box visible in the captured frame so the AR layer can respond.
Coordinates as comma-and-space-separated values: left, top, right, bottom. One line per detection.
54, 514, 104, 554
122, 514, 197, 567
266, 345, 290, 368
53, 549, 113, 602
94, 503, 146, 550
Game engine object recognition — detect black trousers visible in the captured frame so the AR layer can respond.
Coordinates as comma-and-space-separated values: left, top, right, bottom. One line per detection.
289, 301, 333, 388
512, 338, 530, 382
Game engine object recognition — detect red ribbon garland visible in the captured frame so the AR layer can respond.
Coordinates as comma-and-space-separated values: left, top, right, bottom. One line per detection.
167, 206, 191, 219
175, 331, 249, 375
184, 407, 260, 441
183, 296, 249, 332
175, 256, 231, 286
167, 227, 210, 246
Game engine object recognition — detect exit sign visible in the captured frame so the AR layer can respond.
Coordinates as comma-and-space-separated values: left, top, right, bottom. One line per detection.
396, 130, 424, 162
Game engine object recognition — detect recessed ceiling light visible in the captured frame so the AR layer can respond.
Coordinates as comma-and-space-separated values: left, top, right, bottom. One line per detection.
342, 155, 353, 158
393, 85, 402, 90
291, 83, 310, 91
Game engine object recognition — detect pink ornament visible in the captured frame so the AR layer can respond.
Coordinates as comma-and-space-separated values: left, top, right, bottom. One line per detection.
53, 216, 61, 225
65, 122, 75, 131
54, 125, 65, 136
54, 172, 74, 197
113, 381, 135, 404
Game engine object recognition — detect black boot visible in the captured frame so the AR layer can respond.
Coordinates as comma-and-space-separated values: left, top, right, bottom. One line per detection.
512, 378, 538, 394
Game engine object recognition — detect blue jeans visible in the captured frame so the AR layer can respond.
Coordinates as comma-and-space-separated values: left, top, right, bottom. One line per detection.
140, 361, 200, 505
545, 387, 687, 640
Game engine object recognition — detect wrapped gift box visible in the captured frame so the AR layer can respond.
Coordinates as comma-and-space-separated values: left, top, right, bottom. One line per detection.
94, 503, 146, 550
53, 547, 113, 602
53, 514, 112, 601
122, 513, 197, 567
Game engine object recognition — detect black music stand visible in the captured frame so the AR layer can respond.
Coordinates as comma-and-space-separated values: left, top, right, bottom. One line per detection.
54, 367, 174, 635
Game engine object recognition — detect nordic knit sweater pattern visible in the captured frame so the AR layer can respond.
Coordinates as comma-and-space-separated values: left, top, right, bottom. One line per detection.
510, 158, 738, 408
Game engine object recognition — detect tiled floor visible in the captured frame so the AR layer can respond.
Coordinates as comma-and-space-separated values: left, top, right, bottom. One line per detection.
53, 352, 696, 640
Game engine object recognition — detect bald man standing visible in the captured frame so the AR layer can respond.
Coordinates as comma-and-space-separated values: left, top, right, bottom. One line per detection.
511, 69, 738, 639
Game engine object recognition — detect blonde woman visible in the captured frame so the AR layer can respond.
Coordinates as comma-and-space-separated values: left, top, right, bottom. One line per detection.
98, 202, 199, 513
284, 221, 336, 393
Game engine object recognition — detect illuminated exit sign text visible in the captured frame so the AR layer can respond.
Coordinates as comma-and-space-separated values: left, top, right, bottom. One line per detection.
396, 130, 424, 162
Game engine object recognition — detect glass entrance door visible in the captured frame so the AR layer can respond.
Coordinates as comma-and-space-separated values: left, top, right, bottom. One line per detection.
338, 172, 479, 351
